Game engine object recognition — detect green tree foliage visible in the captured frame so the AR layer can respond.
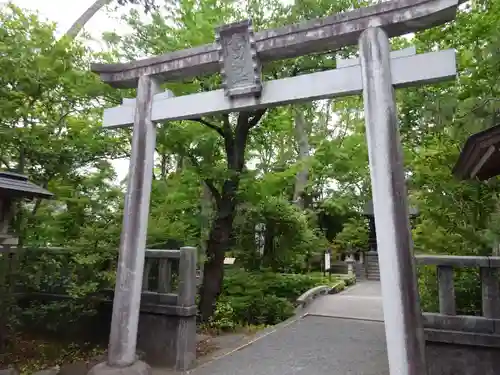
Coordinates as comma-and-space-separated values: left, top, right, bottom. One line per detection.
0, 4, 127, 244
334, 216, 369, 254
0, 3, 129, 350
2, 0, 500, 331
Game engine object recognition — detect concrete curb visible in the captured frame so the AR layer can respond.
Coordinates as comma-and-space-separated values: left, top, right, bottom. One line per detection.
296, 285, 331, 309
295, 278, 353, 312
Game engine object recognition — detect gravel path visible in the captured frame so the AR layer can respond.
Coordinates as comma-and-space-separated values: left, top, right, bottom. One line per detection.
187, 315, 388, 375
169, 281, 389, 375
306, 280, 384, 321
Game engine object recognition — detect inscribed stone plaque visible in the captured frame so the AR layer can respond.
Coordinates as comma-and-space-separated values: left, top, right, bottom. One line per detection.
215, 19, 262, 99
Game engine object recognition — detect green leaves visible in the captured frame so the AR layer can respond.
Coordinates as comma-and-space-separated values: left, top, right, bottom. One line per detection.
0, 3, 128, 248
4, 0, 500, 325
334, 216, 369, 254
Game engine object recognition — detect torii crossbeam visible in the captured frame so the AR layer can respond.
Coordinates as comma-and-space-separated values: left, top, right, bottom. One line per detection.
88, 1, 460, 375
103, 48, 456, 128
92, 0, 459, 88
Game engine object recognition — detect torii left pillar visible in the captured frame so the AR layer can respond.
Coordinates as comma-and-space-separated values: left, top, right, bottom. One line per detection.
89, 75, 160, 375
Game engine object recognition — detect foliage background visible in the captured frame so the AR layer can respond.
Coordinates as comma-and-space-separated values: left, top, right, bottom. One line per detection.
0, 0, 499, 362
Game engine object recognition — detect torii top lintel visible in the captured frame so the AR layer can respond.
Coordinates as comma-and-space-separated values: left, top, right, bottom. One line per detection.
91, 0, 459, 88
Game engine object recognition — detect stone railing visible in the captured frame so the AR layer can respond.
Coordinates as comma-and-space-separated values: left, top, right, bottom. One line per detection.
137, 247, 197, 371
141, 248, 197, 315
415, 255, 500, 375
1, 246, 198, 371
415, 254, 500, 350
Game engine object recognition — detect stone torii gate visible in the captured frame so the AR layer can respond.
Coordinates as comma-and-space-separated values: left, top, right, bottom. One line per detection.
88, 1, 460, 375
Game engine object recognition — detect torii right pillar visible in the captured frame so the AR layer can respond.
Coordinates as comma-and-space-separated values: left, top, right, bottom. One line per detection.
359, 27, 426, 375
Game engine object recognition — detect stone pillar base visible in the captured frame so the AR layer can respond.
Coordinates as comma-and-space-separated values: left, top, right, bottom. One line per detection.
137, 312, 196, 370
87, 361, 151, 375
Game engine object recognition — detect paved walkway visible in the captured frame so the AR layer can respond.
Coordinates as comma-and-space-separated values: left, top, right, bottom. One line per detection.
180, 281, 389, 375
307, 280, 384, 321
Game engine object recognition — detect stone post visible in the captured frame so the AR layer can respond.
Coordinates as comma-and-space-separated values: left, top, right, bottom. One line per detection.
359, 27, 427, 375
88, 75, 160, 375
137, 247, 197, 371
345, 254, 355, 277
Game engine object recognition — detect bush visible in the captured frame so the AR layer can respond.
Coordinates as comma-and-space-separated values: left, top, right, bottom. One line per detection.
343, 274, 356, 287
220, 270, 337, 326
207, 299, 236, 332
232, 198, 328, 273
330, 280, 346, 294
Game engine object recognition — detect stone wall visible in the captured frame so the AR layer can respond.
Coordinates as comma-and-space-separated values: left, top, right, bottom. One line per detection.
426, 341, 500, 375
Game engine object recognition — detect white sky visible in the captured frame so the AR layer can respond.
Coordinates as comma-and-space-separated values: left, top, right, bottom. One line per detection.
11, 0, 132, 182
11, 0, 124, 38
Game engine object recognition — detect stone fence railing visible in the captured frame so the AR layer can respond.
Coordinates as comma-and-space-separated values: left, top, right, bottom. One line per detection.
0, 246, 198, 371
414, 255, 500, 375
0, 246, 200, 297
415, 255, 500, 346
140, 248, 197, 316
137, 247, 197, 370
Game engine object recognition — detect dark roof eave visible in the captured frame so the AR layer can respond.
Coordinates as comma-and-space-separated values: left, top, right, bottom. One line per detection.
0, 188, 54, 200
453, 124, 500, 181
0, 172, 54, 199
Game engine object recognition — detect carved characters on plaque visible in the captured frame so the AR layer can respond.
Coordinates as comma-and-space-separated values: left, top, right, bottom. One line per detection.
215, 19, 262, 99
226, 33, 251, 88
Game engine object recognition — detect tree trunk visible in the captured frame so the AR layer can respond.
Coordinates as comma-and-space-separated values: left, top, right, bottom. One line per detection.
200, 182, 213, 259
292, 108, 310, 209
262, 220, 276, 270
65, 0, 113, 39
176, 154, 184, 173
198, 195, 235, 322
197, 110, 266, 322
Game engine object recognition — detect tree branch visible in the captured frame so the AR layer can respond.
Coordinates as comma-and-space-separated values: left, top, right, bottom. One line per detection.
292, 65, 335, 77
0, 156, 11, 170
248, 109, 267, 129
456, 97, 500, 120
202, 179, 222, 207
189, 118, 225, 137
185, 153, 222, 205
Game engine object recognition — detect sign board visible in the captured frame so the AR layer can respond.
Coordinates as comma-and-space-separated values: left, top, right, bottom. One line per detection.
224, 257, 236, 265
324, 251, 331, 271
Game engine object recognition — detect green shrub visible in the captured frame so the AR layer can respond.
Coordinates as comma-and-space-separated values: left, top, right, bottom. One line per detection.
330, 280, 346, 294
221, 270, 337, 325
226, 295, 294, 325
232, 198, 329, 273
207, 299, 236, 332
343, 274, 356, 287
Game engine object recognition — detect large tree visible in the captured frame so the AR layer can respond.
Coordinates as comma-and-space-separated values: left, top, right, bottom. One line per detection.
103, 0, 366, 320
